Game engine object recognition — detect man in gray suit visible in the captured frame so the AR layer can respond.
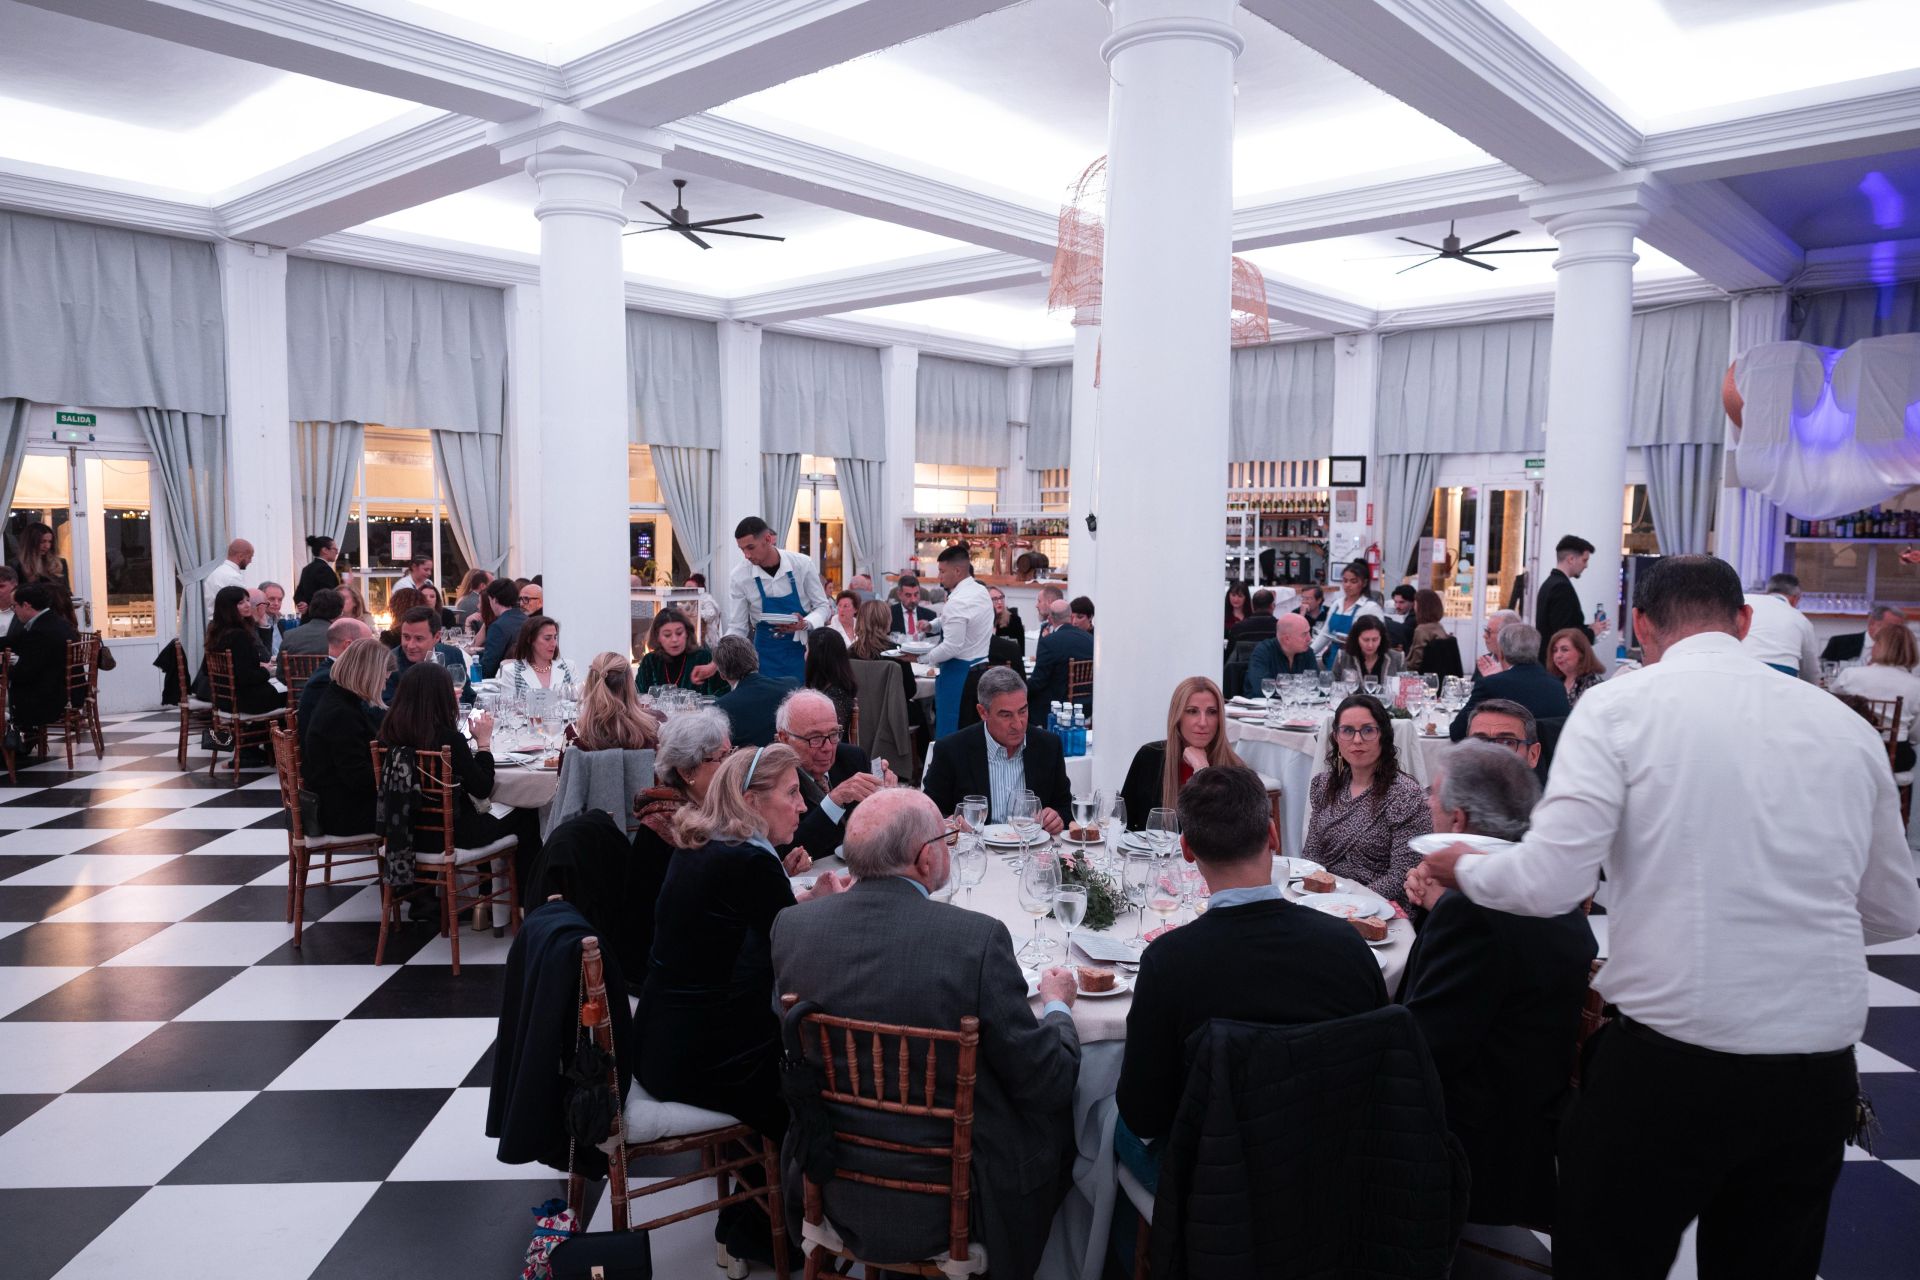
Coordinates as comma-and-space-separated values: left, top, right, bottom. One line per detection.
771, 789, 1081, 1278
280, 586, 342, 657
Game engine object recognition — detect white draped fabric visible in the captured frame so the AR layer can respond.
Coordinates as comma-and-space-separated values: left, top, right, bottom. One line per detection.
762, 452, 801, 546
916, 355, 1011, 468
137, 408, 229, 670
652, 445, 715, 577
835, 457, 887, 574
760, 332, 885, 460
0, 399, 28, 525
293, 420, 364, 548
1795, 283, 1920, 350
1644, 443, 1720, 556
1230, 340, 1334, 461
1735, 336, 1920, 519
1628, 302, 1731, 446
432, 431, 509, 573
627, 310, 721, 448
1026, 365, 1072, 472
1378, 453, 1441, 582
1376, 318, 1552, 455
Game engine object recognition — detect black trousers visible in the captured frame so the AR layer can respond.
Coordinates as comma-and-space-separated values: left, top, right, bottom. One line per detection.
1554, 1017, 1857, 1280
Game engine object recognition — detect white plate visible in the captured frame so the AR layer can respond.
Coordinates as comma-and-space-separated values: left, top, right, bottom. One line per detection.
1364, 931, 1396, 949
1060, 828, 1108, 845
981, 824, 1048, 847
1117, 832, 1155, 853
1408, 833, 1515, 856
1272, 720, 1320, 733
1276, 856, 1324, 881
1301, 892, 1393, 922
758, 612, 802, 626
1075, 971, 1133, 998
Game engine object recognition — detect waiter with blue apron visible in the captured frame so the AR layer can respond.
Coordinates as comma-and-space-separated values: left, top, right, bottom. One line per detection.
920, 543, 994, 738
1313, 558, 1386, 669
724, 515, 832, 684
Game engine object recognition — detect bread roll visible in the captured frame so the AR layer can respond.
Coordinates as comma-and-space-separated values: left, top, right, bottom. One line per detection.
1076, 966, 1117, 993
1069, 822, 1102, 842
1351, 915, 1388, 942
1300, 870, 1337, 894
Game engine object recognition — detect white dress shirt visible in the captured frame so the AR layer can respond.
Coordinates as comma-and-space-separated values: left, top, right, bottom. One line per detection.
1455, 630, 1920, 1054
203, 559, 248, 618
1739, 592, 1821, 680
921, 575, 993, 668
724, 550, 832, 637
985, 732, 1028, 824
1832, 661, 1920, 742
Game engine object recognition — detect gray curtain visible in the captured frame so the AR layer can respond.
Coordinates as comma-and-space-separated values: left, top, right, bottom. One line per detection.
1378, 453, 1440, 583
1376, 318, 1552, 455
293, 420, 363, 548
762, 452, 801, 547
1793, 282, 1920, 348
0, 212, 226, 415
760, 332, 885, 460
1645, 442, 1721, 556
836, 457, 886, 574
916, 355, 1011, 467
288, 258, 507, 435
432, 431, 509, 573
136, 408, 229, 670
652, 445, 714, 578
1628, 301, 1731, 446
628, 310, 721, 448
0, 399, 27, 531
1231, 340, 1334, 461
1026, 365, 1072, 472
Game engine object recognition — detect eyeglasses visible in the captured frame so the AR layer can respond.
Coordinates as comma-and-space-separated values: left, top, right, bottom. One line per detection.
1469, 732, 1532, 753
920, 824, 963, 854
517, 595, 537, 605
702, 746, 735, 765
1335, 723, 1381, 741
788, 730, 844, 750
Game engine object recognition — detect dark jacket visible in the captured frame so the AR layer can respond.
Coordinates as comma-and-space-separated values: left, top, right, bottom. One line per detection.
1226, 612, 1279, 646
1399, 889, 1597, 1225
1118, 741, 1177, 835
488, 899, 634, 1176
1385, 609, 1417, 651
1448, 661, 1571, 742
889, 600, 938, 637
1027, 622, 1093, 713
1246, 637, 1318, 689
1149, 1009, 1470, 1280
480, 606, 527, 678
293, 557, 339, 608
302, 679, 382, 837
1117, 896, 1387, 1141
196, 628, 283, 716
715, 673, 800, 748
9, 610, 82, 726
922, 722, 1072, 821
382, 642, 466, 704
994, 606, 1025, 650
1534, 568, 1592, 645
280, 617, 332, 658
781, 742, 871, 863
521, 810, 640, 978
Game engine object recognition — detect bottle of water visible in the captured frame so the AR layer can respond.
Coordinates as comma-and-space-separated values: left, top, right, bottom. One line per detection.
1047, 702, 1061, 738
468, 654, 483, 688
1071, 707, 1088, 757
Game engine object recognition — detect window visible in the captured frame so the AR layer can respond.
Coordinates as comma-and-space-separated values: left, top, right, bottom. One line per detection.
1038, 468, 1070, 513
1230, 459, 1325, 492
1622, 484, 1657, 556
628, 446, 679, 586
914, 463, 997, 515
343, 426, 470, 620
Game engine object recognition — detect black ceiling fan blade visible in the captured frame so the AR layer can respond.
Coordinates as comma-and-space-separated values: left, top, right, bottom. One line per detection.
1395, 255, 1441, 275
1460, 229, 1520, 252
701, 228, 786, 242
1347, 251, 1437, 261
1458, 255, 1498, 271
1470, 247, 1559, 254
1396, 237, 1443, 251
639, 200, 677, 223
685, 213, 764, 228
676, 228, 713, 250
621, 225, 680, 236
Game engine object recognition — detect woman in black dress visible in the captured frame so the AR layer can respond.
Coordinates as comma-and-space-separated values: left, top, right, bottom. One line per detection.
301, 637, 393, 837
988, 583, 1025, 650
377, 661, 506, 852
293, 535, 341, 613
196, 585, 283, 716
803, 626, 859, 732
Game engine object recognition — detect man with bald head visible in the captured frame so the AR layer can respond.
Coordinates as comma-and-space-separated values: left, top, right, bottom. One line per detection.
1247, 610, 1318, 688
774, 688, 897, 862
771, 788, 1081, 1280
204, 538, 255, 618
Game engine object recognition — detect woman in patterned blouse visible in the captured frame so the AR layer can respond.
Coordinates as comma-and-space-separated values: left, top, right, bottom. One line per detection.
1546, 627, 1606, 708
1303, 693, 1432, 907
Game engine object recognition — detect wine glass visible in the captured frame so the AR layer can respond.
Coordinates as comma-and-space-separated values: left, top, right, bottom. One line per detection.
1101, 795, 1129, 875
1010, 790, 1041, 848
1145, 807, 1180, 861
955, 841, 988, 909
959, 794, 988, 835
1052, 883, 1088, 963
1015, 850, 1060, 965
1070, 791, 1098, 837
1362, 676, 1381, 700
1259, 678, 1277, 702
1147, 866, 1183, 934
1125, 851, 1154, 944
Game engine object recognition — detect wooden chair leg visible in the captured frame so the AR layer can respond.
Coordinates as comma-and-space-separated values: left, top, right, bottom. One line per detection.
62, 712, 75, 769
177, 709, 189, 769
88, 702, 104, 758
762, 1136, 790, 1280
444, 866, 461, 976
374, 878, 393, 967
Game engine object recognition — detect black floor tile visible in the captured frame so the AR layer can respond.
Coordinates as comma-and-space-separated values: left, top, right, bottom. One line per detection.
462, 1040, 496, 1088
0, 1186, 149, 1280
163, 1088, 453, 1185
122, 854, 287, 886
70, 1019, 336, 1093
1867, 954, 1920, 995
246, 810, 290, 830
0, 784, 89, 803
1821, 1161, 1920, 1280
81, 829, 228, 857
347, 963, 506, 1019
0, 854, 60, 880
1860, 1069, 1920, 1159
2, 965, 241, 1021
0, 883, 110, 921
184, 884, 353, 923
309, 1179, 581, 1280
192, 790, 289, 809
0, 921, 169, 966
1, 774, 97, 792
0, 1093, 55, 1139
254, 919, 435, 966
1864, 1007, 1920, 1071
35, 808, 181, 831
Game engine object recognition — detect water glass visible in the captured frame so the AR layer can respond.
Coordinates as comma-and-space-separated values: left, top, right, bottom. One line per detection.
1259, 678, 1277, 701
1052, 884, 1088, 961
960, 794, 989, 834
1147, 866, 1183, 932
1016, 850, 1060, 964
1010, 790, 1042, 847
1145, 807, 1180, 860
956, 842, 988, 909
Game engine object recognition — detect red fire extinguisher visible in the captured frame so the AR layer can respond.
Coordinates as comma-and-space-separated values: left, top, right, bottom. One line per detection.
1366, 542, 1381, 574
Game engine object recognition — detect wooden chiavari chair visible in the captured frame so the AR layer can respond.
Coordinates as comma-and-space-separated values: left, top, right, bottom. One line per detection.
205, 649, 287, 782
268, 724, 380, 948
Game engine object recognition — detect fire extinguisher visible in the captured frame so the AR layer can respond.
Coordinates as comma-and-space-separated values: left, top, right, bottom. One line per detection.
1366, 542, 1381, 575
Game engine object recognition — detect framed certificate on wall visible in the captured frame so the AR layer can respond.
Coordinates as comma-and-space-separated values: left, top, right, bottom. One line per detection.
1328, 455, 1367, 486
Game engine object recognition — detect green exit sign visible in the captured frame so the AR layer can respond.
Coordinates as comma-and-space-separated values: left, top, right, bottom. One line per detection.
1524, 458, 1545, 470
55, 411, 95, 428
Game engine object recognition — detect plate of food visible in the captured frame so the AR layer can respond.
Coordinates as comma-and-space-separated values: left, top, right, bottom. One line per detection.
1349, 915, 1394, 947
1301, 892, 1394, 922
1408, 833, 1514, 856
1074, 966, 1132, 998
1062, 823, 1105, 845
981, 824, 1048, 848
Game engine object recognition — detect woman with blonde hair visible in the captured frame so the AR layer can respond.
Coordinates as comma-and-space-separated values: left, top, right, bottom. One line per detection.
302, 637, 398, 838
1833, 623, 1920, 768
571, 652, 660, 752
337, 581, 369, 623
1118, 675, 1246, 829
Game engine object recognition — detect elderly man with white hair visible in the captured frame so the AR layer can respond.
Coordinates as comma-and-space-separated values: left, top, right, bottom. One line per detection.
770, 788, 1081, 1280
774, 688, 898, 862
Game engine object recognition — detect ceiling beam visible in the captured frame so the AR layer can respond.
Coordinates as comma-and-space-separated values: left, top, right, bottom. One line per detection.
0, 160, 219, 239
1259, 277, 1376, 333
1241, 0, 1637, 185
1638, 178, 1802, 292
1232, 163, 1531, 251
731, 251, 1046, 324
1638, 72, 1920, 183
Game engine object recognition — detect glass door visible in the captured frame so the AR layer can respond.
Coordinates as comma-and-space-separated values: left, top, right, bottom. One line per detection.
1480, 485, 1538, 627
788, 470, 847, 594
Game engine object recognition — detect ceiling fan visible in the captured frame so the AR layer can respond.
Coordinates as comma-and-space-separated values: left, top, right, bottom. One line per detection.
623, 179, 785, 251
1358, 220, 1558, 274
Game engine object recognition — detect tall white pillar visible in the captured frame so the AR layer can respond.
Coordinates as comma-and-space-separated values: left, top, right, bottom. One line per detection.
1067, 321, 1100, 605
1721, 289, 1790, 588
1533, 175, 1656, 664
504, 283, 544, 578
880, 344, 919, 574
218, 242, 296, 593
713, 320, 763, 600
1090, 0, 1241, 797
1328, 331, 1381, 574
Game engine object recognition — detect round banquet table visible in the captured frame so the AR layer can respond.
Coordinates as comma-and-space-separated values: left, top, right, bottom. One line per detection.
804, 839, 1412, 1280
488, 759, 562, 810
1224, 708, 1455, 860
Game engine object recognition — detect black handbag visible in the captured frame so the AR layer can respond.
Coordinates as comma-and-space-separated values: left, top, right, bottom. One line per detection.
543, 971, 652, 1280
546, 1231, 652, 1280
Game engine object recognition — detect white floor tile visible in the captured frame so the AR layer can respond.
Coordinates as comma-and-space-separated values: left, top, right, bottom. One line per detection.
0, 805, 81, 829
44, 884, 237, 924
0, 966, 90, 1017
268, 1017, 496, 1091
183, 830, 291, 856
0, 920, 29, 941
53, 1181, 380, 1280
140, 808, 281, 831
1868, 972, 1920, 1007
0, 853, 180, 885
0, 787, 53, 804
174, 963, 397, 1022
404, 928, 515, 966
388, 1087, 541, 1182
583, 1163, 717, 1275
1857, 1043, 1914, 1072
92, 789, 220, 811
100, 922, 295, 968
52, 771, 185, 789
1868, 933, 1920, 955
316, 885, 387, 922
92, 758, 190, 774
239, 776, 282, 791
0, 1091, 252, 1187
1888, 1159, 1920, 1189
0, 1022, 165, 1092
0, 829, 114, 857
121, 732, 190, 745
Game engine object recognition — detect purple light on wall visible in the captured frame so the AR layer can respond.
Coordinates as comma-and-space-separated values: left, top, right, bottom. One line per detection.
1859, 171, 1905, 325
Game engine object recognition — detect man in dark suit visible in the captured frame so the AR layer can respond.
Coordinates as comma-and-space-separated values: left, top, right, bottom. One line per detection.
712, 634, 798, 748
478, 578, 526, 679
1116, 765, 1387, 1184
923, 665, 1071, 828
1535, 534, 1607, 646
1027, 602, 1093, 713
1226, 587, 1280, 645
382, 608, 467, 704
1450, 623, 1569, 741
1247, 612, 1319, 688
1401, 740, 1597, 1226
296, 618, 375, 755
280, 587, 341, 658
888, 573, 939, 640
1296, 584, 1328, 629
771, 788, 1081, 1280
8, 585, 84, 736
775, 688, 898, 861
1822, 603, 1907, 665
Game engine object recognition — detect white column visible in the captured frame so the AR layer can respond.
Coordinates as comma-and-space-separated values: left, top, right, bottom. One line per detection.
1532, 175, 1657, 664
1328, 331, 1381, 573
504, 283, 544, 578
217, 242, 296, 593
1091, 0, 1241, 796
1721, 289, 1790, 587
713, 320, 763, 601
880, 344, 919, 574
524, 152, 640, 661
1067, 321, 1100, 604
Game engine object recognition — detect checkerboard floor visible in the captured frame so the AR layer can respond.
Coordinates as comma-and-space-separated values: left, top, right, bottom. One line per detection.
2, 711, 1916, 1280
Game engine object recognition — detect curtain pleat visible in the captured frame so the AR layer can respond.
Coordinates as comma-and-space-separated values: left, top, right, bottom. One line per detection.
652, 446, 715, 578
1628, 301, 1731, 446
628, 310, 721, 449
762, 452, 801, 548
1644, 442, 1721, 556
916, 355, 1011, 467
760, 333, 885, 460
432, 431, 509, 573
0, 399, 28, 535
1231, 340, 1334, 461
1378, 453, 1440, 584
293, 420, 363, 549
135, 408, 229, 670
1793, 282, 1920, 348
1026, 365, 1072, 472
835, 457, 887, 574
1376, 319, 1552, 455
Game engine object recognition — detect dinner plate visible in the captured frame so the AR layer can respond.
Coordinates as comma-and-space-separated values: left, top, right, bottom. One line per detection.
1408, 833, 1515, 856
981, 824, 1048, 847
1302, 893, 1393, 922
1117, 832, 1155, 853
1060, 829, 1106, 845
1273, 719, 1320, 733
1275, 856, 1324, 881
1075, 972, 1133, 998
1364, 931, 1396, 949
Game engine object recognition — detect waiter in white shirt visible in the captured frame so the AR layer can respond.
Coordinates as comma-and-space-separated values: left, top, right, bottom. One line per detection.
1415, 556, 1920, 1280
1740, 571, 1821, 680
203, 538, 254, 620
722, 515, 831, 684
919, 542, 993, 738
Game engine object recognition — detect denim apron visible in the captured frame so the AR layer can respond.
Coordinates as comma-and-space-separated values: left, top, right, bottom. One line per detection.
1323, 605, 1359, 670
933, 654, 983, 738
753, 569, 808, 682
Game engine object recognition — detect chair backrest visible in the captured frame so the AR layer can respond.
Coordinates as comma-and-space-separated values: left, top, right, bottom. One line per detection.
205, 648, 238, 712
175, 636, 193, 689
269, 723, 306, 842
1861, 697, 1903, 765
283, 653, 328, 706
780, 993, 981, 1262
1418, 634, 1464, 678
369, 743, 458, 854
65, 637, 98, 699
545, 745, 655, 837
1534, 714, 1569, 777
1067, 658, 1093, 707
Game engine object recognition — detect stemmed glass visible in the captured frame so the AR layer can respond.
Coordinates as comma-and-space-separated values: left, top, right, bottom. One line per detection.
955, 840, 988, 909
1016, 849, 1060, 965
1259, 678, 1278, 702
1145, 807, 1181, 861
1102, 795, 1129, 876
1147, 866, 1184, 935
1010, 790, 1042, 849
1070, 790, 1098, 838
1125, 851, 1154, 944
959, 795, 988, 836
1052, 883, 1088, 963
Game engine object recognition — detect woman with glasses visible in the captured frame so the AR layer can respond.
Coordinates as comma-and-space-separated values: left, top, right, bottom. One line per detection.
1118, 675, 1246, 830
1303, 693, 1432, 907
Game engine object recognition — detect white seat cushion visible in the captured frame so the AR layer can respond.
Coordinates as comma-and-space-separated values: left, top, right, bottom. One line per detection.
224, 708, 288, 722
184, 698, 214, 711
300, 831, 380, 850
1895, 771, 1913, 787
416, 834, 517, 866
1117, 1163, 1155, 1221
623, 1079, 740, 1144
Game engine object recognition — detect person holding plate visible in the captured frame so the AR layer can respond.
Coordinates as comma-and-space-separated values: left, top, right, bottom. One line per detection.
723, 515, 832, 685
1118, 675, 1246, 831
918, 542, 995, 738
